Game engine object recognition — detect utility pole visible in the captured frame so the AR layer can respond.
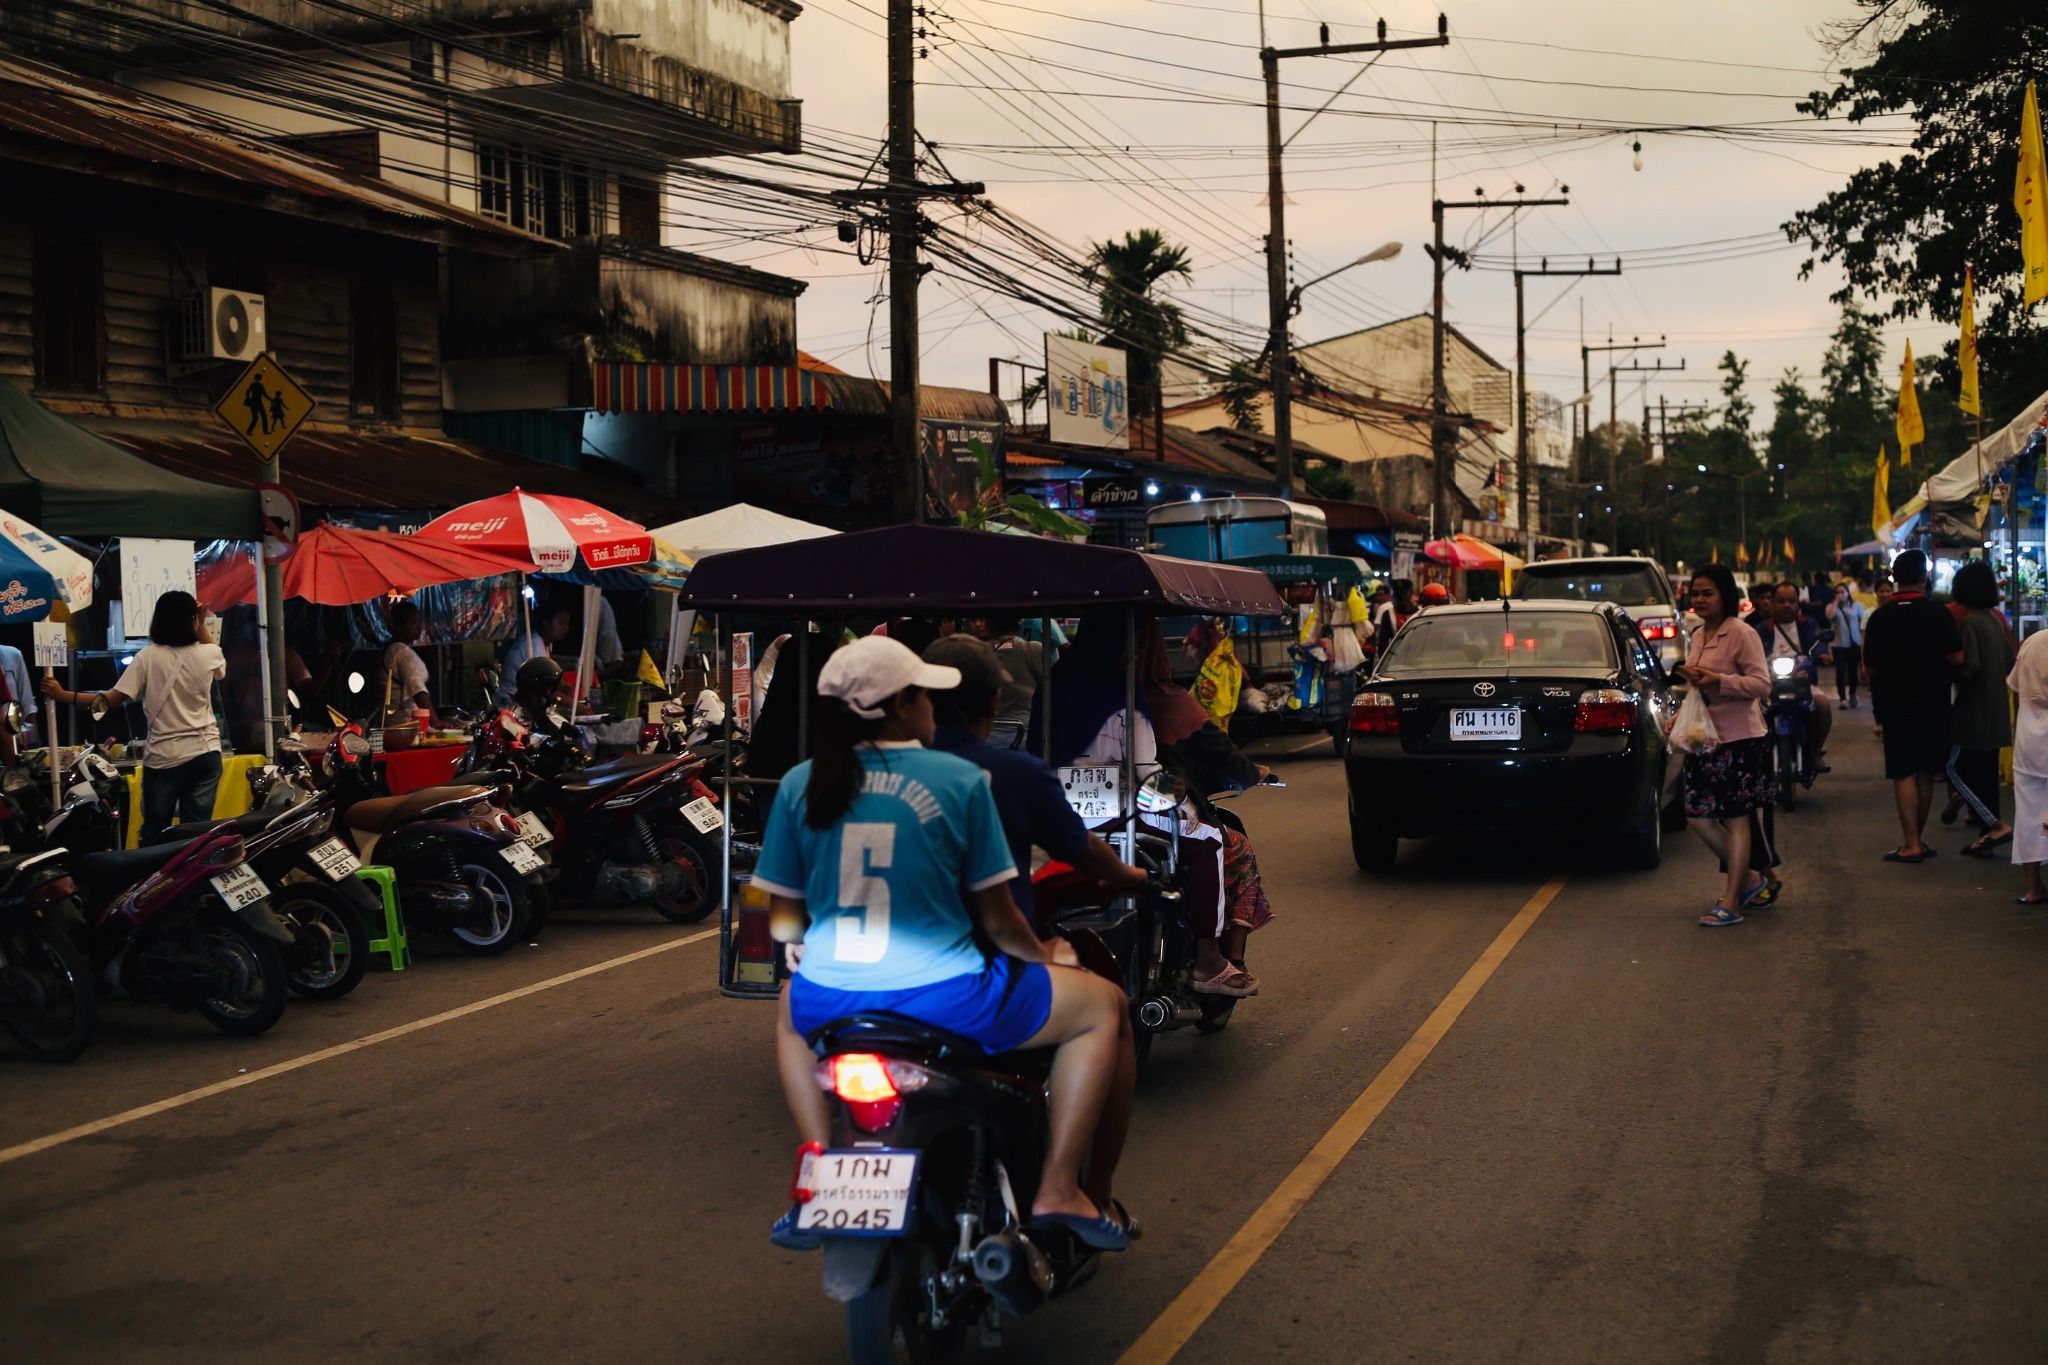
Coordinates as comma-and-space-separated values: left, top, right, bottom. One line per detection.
1579, 336, 1663, 552
1264, 16, 1449, 499
1610, 355, 1684, 552
1513, 256, 1616, 560
1433, 191, 1566, 541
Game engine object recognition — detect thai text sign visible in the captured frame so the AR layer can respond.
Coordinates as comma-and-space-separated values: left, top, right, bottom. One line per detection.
1045, 336, 1129, 449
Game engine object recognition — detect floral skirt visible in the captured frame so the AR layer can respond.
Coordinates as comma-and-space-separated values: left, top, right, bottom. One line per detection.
1222, 826, 1275, 932
1682, 735, 1775, 821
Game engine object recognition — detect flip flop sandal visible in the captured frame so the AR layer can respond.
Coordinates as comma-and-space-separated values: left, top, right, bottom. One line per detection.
1029, 1204, 1131, 1252
2018, 894, 2048, 906
1192, 965, 1258, 997
1882, 849, 1932, 863
1965, 833, 2014, 858
1738, 876, 1774, 911
1108, 1198, 1143, 1241
1699, 903, 1744, 927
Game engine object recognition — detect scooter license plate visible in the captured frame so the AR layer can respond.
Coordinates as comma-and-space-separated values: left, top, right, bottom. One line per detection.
680, 796, 723, 834
1058, 765, 1121, 820
515, 811, 554, 847
500, 842, 545, 875
209, 864, 269, 911
795, 1148, 920, 1237
308, 837, 361, 881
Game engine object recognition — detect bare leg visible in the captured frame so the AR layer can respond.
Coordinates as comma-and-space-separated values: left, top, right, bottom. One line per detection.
776, 992, 830, 1148
1721, 817, 1754, 910
1081, 1006, 1135, 1213
1221, 923, 1251, 962
1915, 772, 1936, 840
1893, 776, 1927, 855
1688, 816, 1729, 864
2025, 864, 2046, 904
1018, 965, 1125, 1221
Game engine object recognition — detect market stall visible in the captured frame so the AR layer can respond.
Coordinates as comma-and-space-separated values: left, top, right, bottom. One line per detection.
1222, 553, 1374, 748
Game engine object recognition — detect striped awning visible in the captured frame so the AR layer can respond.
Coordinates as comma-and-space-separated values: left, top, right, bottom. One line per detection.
592, 363, 834, 415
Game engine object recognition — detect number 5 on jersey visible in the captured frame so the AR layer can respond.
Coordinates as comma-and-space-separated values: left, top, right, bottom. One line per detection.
834, 823, 893, 963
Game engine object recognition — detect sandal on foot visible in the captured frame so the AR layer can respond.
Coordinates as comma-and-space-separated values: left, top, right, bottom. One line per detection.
1108, 1198, 1143, 1240
769, 1206, 823, 1252
1965, 832, 2014, 858
1738, 876, 1774, 911
1192, 965, 1258, 997
1029, 1201, 1130, 1252
1882, 848, 1932, 863
1698, 903, 1745, 927
2018, 893, 2048, 906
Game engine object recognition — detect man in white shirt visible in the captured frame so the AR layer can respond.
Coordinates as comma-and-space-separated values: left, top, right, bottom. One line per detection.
379, 601, 438, 727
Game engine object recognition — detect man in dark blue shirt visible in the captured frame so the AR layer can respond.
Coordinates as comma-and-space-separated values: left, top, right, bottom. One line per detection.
923, 636, 1146, 931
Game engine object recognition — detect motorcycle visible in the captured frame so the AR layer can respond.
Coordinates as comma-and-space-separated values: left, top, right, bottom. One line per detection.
316, 721, 544, 954
469, 704, 725, 924
144, 756, 377, 1000
0, 847, 95, 1061
1765, 629, 1834, 811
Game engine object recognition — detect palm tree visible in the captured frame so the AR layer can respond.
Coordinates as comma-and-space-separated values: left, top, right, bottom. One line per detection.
1084, 230, 1193, 403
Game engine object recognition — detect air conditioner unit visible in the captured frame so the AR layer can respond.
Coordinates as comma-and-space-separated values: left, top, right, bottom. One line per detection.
177, 288, 267, 364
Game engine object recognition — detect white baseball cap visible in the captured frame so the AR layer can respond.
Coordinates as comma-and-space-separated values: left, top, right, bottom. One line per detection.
818, 635, 961, 719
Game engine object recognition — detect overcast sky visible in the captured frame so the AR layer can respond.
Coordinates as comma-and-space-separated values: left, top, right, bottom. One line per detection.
735, 0, 1943, 432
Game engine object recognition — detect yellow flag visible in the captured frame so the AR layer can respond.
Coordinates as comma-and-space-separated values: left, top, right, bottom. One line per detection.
2019, 81, 2048, 305
1711, 543, 1720, 564
1783, 536, 1797, 565
1871, 445, 1892, 539
636, 649, 666, 689
1959, 266, 1981, 417
1833, 533, 1843, 561
1736, 541, 1750, 568
1895, 341, 1923, 464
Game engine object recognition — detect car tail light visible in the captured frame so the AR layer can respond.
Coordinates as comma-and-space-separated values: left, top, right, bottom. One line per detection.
1638, 620, 1677, 642
1349, 690, 1400, 735
1574, 689, 1638, 733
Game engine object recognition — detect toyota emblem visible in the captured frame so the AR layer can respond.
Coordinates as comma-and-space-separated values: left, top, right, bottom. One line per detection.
1472, 681, 1497, 697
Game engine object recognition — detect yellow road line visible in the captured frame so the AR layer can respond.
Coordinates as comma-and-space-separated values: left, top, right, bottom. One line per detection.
1117, 877, 1569, 1364
0, 926, 721, 1167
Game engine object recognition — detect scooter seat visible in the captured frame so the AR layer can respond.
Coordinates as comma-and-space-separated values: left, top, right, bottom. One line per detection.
75, 841, 188, 892
555, 755, 677, 800
141, 810, 271, 847
808, 1011, 1055, 1077
347, 785, 491, 836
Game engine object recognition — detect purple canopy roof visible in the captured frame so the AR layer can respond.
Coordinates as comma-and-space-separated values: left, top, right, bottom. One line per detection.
680, 524, 1286, 616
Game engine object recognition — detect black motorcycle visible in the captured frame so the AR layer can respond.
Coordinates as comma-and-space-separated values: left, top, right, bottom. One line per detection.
1765, 629, 1833, 811
0, 848, 96, 1062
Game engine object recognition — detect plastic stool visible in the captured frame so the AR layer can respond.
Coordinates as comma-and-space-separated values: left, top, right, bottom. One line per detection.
354, 865, 410, 971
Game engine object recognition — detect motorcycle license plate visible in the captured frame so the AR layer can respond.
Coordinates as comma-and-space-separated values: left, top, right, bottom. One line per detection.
795, 1148, 920, 1237
500, 841, 545, 875
680, 796, 723, 834
209, 864, 269, 911
1058, 765, 1121, 821
515, 811, 554, 847
309, 837, 361, 881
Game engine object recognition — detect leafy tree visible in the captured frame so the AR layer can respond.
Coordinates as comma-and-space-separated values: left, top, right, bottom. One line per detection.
1084, 230, 1193, 404
1219, 359, 1266, 431
1785, 0, 2048, 420
1302, 460, 1356, 501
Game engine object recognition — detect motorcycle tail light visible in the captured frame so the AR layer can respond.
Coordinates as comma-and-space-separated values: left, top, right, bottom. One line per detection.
688, 776, 719, 806
1574, 689, 1638, 734
498, 811, 522, 836
1349, 691, 1400, 735
818, 1052, 918, 1133
31, 876, 76, 904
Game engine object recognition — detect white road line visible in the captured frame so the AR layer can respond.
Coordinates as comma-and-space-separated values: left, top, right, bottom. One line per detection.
0, 927, 721, 1167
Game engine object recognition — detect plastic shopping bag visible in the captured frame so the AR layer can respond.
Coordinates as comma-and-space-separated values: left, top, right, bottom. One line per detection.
1668, 686, 1720, 754
1194, 634, 1245, 730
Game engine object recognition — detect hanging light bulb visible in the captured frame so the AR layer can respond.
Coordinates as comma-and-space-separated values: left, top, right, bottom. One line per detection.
1631, 139, 1643, 172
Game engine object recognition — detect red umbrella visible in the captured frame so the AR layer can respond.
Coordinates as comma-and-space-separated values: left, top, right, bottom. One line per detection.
412, 489, 651, 574
276, 523, 536, 604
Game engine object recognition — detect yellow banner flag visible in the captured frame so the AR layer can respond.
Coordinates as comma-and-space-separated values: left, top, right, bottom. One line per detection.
1959, 265, 1981, 417
1833, 533, 1843, 561
1711, 543, 1720, 564
1736, 541, 1750, 568
1896, 341, 1923, 464
1872, 445, 1892, 539
1783, 536, 1797, 565
636, 649, 666, 689
2020, 81, 2048, 306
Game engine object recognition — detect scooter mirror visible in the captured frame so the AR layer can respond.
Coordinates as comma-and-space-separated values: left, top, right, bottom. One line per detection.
0, 700, 21, 734
89, 696, 109, 722
347, 671, 365, 695
286, 687, 301, 709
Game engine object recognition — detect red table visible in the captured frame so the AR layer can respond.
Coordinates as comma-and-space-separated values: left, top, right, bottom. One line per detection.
373, 741, 468, 794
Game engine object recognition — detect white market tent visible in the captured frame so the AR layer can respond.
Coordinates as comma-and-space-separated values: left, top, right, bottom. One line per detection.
1915, 384, 2048, 506
650, 503, 837, 559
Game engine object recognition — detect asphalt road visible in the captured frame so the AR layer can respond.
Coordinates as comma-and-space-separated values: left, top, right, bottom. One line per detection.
4, 706, 2046, 1364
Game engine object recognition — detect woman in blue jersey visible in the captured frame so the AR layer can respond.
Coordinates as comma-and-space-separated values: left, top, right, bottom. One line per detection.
756, 635, 1133, 1250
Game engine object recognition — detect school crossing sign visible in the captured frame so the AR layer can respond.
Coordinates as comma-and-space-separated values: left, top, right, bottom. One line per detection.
213, 352, 315, 461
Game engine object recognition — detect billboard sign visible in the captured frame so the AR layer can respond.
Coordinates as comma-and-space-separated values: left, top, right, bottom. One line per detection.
921, 419, 1006, 522
1045, 335, 1129, 449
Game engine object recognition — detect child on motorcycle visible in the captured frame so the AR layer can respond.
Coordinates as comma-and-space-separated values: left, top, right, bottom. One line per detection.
758, 636, 1134, 1252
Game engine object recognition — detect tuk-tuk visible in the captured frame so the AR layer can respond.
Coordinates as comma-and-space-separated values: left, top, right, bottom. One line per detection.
677, 523, 1286, 1001
1219, 553, 1374, 748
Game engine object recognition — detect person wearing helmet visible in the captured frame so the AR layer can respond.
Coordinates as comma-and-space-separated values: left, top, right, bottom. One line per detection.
512, 655, 568, 736
1419, 582, 1453, 608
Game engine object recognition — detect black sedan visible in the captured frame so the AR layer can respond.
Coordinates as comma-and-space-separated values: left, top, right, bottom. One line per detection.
1344, 600, 1683, 872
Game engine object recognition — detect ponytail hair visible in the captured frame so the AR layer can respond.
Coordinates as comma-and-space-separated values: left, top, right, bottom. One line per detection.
805, 697, 884, 829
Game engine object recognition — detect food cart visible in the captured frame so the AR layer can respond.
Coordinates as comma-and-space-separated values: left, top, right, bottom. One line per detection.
1223, 552, 1373, 748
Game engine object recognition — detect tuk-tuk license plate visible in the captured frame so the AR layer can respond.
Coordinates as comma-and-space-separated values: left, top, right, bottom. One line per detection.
1058, 765, 1122, 821
1450, 707, 1521, 741
309, 837, 361, 881
796, 1148, 920, 1237
500, 842, 545, 875
680, 796, 723, 834
515, 811, 553, 847
209, 864, 270, 911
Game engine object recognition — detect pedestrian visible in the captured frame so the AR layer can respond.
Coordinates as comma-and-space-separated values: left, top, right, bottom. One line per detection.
1826, 577, 1866, 708
975, 613, 1045, 751
1860, 550, 1964, 863
1946, 560, 2016, 857
42, 590, 226, 842
1867, 576, 1894, 737
2009, 628, 2048, 904
1673, 563, 1777, 927
1373, 579, 1417, 654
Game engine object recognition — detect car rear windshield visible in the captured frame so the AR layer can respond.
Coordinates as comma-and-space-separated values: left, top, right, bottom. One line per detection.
1378, 611, 1617, 675
1514, 564, 1666, 608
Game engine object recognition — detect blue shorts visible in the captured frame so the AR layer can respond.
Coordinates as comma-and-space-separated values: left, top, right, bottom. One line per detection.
789, 955, 1053, 1054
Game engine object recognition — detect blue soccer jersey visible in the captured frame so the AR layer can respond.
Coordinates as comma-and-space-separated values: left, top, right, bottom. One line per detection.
752, 743, 1017, 992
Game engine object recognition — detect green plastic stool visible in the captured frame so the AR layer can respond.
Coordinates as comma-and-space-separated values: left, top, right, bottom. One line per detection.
354, 865, 410, 971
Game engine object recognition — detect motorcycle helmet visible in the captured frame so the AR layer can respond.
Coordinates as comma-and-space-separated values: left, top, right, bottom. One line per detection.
515, 655, 565, 704
1419, 582, 1452, 605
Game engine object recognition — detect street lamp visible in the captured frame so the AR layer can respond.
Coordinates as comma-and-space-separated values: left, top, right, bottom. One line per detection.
1273, 241, 1402, 499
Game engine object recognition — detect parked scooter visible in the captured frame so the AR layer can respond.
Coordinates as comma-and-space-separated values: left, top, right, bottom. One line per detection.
1765, 629, 1834, 811
0, 848, 96, 1061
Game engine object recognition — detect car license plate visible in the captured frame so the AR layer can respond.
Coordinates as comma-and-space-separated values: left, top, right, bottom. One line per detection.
500, 841, 544, 875
680, 796, 723, 834
209, 863, 269, 911
1058, 765, 1121, 820
795, 1148, 920, 1237
515, 810, 554, 847
1450, 707, 1521, 741
308, 837, 361, 881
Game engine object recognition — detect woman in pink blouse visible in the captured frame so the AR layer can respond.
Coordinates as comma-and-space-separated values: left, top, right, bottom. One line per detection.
1673, 564, 1776, 926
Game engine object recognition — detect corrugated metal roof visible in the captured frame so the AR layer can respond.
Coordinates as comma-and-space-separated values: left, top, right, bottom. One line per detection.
0, 57, 547, 251
90, 421, 673, 521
